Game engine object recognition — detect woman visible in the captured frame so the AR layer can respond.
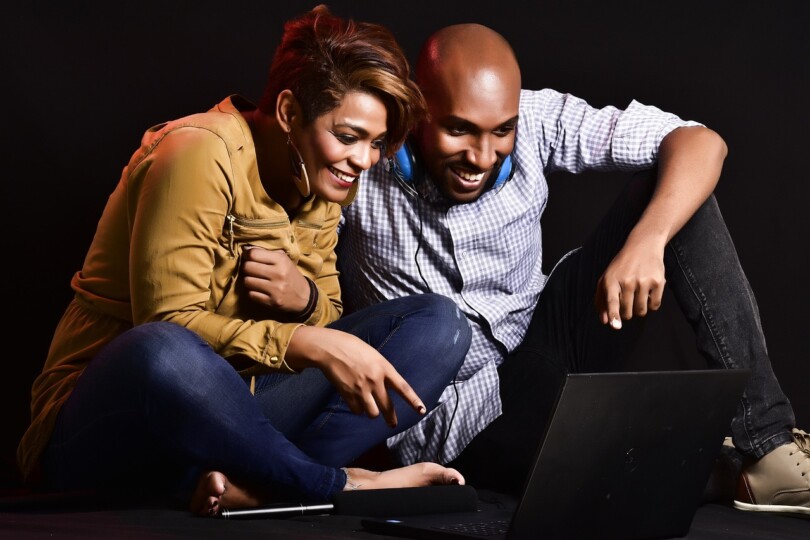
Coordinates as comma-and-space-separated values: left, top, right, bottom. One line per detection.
18, 5, 470, 516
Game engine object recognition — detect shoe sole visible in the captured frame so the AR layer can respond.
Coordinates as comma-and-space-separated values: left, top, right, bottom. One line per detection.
733, 500, 810, 517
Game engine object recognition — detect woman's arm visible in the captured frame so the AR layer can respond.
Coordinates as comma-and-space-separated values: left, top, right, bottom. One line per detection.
127, 127, 302, 372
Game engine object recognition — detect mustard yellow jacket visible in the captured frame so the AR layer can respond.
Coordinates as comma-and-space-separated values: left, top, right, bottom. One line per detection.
18, 95, 343, 482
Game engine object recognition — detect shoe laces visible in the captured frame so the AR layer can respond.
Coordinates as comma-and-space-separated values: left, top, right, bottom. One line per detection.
789, 428, 809, 477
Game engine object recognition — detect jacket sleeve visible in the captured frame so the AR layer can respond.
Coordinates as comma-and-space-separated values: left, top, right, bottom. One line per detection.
301, 202, 343, 326
127, 126, 300, 373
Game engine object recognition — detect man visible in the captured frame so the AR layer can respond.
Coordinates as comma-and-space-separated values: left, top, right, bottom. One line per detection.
336, 23, 808, 515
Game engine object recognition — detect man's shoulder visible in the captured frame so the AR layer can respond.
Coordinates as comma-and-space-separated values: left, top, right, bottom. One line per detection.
519, 87, 567, 105
517, 88, 576, 128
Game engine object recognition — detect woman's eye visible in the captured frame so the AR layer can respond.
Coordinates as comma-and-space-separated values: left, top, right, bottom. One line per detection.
334, 133, 358, 145
371, 139, 386, 151
447, 127, 467, 136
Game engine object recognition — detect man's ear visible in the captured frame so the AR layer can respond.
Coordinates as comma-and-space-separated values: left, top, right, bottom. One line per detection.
276, 89, 300, 132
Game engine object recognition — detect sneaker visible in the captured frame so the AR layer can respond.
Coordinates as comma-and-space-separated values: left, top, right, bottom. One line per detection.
733, 428, 809, 516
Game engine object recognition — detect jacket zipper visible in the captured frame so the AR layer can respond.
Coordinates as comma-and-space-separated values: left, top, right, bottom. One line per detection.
225, 214, 289, 258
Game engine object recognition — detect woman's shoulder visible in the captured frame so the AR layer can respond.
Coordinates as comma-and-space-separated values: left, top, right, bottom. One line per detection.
122, 96, 253, 175
139, 96, 253, 156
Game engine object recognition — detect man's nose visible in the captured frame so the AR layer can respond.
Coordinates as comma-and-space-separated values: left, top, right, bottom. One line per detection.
465, 137, 498, 170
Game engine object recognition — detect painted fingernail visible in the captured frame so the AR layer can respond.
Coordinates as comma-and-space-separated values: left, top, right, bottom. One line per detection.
610, 317, 622, 330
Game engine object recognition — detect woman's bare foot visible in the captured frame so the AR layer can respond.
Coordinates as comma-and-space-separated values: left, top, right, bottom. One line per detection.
189, 471, 265, 517
189, 463, 463, 515
343, 462, 465, 491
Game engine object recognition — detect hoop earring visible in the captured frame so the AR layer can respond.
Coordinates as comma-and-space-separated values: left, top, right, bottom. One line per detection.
287, 132, 311, 198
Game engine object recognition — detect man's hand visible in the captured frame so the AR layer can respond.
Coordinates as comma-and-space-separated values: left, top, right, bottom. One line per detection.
286, 326, 427, 427
241, 246, 310, 314
595, 236, 666, 330
596, 126, 727, 330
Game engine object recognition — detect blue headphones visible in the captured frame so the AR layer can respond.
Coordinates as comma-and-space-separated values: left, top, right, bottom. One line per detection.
388, 139, 515, 198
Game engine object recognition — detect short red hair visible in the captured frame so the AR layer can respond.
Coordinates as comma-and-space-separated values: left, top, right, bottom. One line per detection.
259, 5, 425, 155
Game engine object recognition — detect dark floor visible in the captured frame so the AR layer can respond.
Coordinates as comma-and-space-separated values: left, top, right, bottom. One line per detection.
1, 488, 807, 540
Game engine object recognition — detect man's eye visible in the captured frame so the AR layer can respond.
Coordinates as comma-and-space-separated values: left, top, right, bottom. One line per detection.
494, 125, 516, 137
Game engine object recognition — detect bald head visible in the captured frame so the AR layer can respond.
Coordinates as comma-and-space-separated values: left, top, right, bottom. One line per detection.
411, 24, 521, 204
415, 24, 521, 103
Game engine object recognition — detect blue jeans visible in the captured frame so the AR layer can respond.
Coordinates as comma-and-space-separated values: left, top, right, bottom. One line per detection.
451, 170, 795, 494
42, 293, 471, 502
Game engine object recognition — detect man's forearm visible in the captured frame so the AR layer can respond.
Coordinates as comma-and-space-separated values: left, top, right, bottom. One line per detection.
628, 125, 728, 248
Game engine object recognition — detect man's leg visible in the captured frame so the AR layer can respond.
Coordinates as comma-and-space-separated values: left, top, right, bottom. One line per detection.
664, 193, 795, 454
661, 182, 807, 515
452, 170, 803, 509
555, 168, 796, 455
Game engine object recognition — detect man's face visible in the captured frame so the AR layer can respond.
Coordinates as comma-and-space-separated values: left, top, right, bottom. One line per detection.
415, 68, 520, 203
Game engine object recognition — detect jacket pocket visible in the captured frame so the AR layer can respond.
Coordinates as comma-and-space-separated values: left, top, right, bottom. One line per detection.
210, 214, 292, 317
223, 214, 290, 258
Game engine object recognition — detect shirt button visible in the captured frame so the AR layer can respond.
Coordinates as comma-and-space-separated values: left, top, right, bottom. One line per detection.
270, 355, 279, 364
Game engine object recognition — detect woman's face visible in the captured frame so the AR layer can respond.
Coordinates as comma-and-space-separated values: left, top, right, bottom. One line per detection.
296, 91, 388, 203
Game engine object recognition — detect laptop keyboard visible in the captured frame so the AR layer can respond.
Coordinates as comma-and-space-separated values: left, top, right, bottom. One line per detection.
437, 519, 510, 536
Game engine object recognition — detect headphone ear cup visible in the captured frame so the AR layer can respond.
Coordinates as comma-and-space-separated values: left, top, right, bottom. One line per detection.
393, 140, 513, 193
492, 154, 514, 189
393, 141, 416, 183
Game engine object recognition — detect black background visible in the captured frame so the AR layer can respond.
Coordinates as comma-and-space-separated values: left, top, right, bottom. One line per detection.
2, 0, 807, 488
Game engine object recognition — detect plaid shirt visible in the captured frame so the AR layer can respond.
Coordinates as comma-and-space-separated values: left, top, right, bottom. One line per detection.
337, 88, 701, 464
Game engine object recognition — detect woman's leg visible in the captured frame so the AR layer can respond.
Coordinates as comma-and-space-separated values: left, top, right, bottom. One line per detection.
42, 321, 342, 503
251, 293, 471, 467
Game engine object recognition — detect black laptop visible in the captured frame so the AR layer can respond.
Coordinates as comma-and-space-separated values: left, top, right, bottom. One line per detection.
362, 369, 750, 540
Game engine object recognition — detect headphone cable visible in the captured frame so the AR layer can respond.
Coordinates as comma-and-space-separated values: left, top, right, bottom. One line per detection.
414, 194, 459, 464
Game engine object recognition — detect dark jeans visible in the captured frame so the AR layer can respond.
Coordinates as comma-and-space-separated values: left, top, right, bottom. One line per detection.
450, 171, 795, 495
42, 293, 471, 502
